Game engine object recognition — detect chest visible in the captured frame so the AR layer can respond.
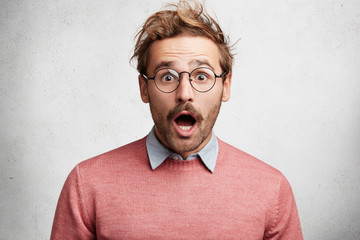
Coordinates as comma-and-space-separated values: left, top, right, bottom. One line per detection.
90, 172, 269, 240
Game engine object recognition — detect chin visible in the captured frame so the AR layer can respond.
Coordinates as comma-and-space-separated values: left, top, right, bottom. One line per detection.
168, 136, 203, 155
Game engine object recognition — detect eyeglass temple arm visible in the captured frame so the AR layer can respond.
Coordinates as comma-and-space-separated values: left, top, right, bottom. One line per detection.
216, 72, 227, 78
142, 74, 155, 80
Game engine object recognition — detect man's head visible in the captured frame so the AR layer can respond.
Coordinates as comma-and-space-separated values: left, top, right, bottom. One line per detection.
132, 0, 233, 159
132, 0, 233, 78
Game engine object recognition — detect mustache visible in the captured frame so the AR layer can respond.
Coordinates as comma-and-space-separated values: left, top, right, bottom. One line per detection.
167, 103, 204, 122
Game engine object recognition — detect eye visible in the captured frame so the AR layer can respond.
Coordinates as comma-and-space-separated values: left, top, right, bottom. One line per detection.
197, 74, 207, 81
162, 74, 175, 82
193, 72, 209, 82
157, 69, 179, 83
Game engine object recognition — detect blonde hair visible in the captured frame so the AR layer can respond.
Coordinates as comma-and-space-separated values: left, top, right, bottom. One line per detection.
131, 0, 233, 78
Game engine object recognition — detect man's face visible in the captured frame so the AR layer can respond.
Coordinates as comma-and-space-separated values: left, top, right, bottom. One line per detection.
139, 35, 231, 158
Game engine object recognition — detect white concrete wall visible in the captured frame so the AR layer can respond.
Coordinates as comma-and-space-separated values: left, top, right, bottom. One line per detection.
1, 0, 359, 239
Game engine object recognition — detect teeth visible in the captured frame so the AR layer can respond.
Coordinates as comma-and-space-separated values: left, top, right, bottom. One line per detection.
179, 125, 192, 131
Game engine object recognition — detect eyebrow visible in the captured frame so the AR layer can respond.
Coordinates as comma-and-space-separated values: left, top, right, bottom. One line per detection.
153, 61, 173, 73
190, 59, 213, 68
153, 59, 214, 73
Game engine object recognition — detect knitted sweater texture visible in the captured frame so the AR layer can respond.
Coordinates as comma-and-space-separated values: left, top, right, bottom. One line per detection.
51, 137, 303, 239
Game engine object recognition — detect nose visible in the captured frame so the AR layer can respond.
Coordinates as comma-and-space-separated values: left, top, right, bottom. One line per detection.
175, 73, 194, 103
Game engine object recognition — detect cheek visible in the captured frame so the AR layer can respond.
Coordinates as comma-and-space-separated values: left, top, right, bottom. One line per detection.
200, 94, 222, 116
199, 97, 219, 115
148, 90, 174, 113
205, 87, 223, 104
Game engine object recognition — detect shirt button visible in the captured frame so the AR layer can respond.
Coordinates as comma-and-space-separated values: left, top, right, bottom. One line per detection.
172, 156, 179, 160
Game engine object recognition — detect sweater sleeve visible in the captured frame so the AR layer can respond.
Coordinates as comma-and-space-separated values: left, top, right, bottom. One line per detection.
51, 165, 95, 240
264, 174, 303, 240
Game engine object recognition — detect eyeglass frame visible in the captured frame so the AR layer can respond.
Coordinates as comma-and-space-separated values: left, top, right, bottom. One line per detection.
142, 67, 226, 93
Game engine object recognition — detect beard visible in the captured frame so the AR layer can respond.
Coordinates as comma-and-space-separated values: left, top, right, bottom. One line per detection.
148, 97, 222, 156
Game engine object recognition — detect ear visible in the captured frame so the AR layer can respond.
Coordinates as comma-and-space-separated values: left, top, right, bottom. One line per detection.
139, 75, 149, 103
221, 72, 232, 102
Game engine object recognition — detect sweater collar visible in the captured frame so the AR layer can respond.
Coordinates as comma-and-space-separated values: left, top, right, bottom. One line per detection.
146, 126, 218, 173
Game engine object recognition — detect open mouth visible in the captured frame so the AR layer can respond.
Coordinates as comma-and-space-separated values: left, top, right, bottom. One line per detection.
174, 113, 196, 131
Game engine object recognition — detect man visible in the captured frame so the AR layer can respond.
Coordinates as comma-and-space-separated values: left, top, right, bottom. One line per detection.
51, 0, 303, 239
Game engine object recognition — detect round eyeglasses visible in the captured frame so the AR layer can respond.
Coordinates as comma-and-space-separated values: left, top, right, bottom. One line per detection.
142, 67, 226, 93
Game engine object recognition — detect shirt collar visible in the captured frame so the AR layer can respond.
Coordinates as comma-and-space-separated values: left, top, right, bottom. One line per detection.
146, 126, 218, 172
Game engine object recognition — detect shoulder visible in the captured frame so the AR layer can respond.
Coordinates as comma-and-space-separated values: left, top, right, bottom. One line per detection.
75, 137, 148, 174
217, 138, 285, 183
216, 138, 296, 208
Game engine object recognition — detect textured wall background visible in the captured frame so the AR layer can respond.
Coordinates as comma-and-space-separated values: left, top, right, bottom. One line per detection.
1, 0, 360, 239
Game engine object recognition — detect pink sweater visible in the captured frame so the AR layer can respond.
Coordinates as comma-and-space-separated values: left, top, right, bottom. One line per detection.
51, 137, 303, 239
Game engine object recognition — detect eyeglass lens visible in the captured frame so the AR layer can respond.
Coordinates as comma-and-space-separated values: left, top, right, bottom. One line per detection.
154, 68, 217, 93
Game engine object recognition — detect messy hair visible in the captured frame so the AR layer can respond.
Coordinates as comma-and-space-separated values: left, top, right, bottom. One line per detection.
131, 0, 233, 77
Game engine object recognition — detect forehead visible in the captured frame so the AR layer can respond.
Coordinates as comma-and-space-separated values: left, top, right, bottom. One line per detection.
147, 35, 221, 73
